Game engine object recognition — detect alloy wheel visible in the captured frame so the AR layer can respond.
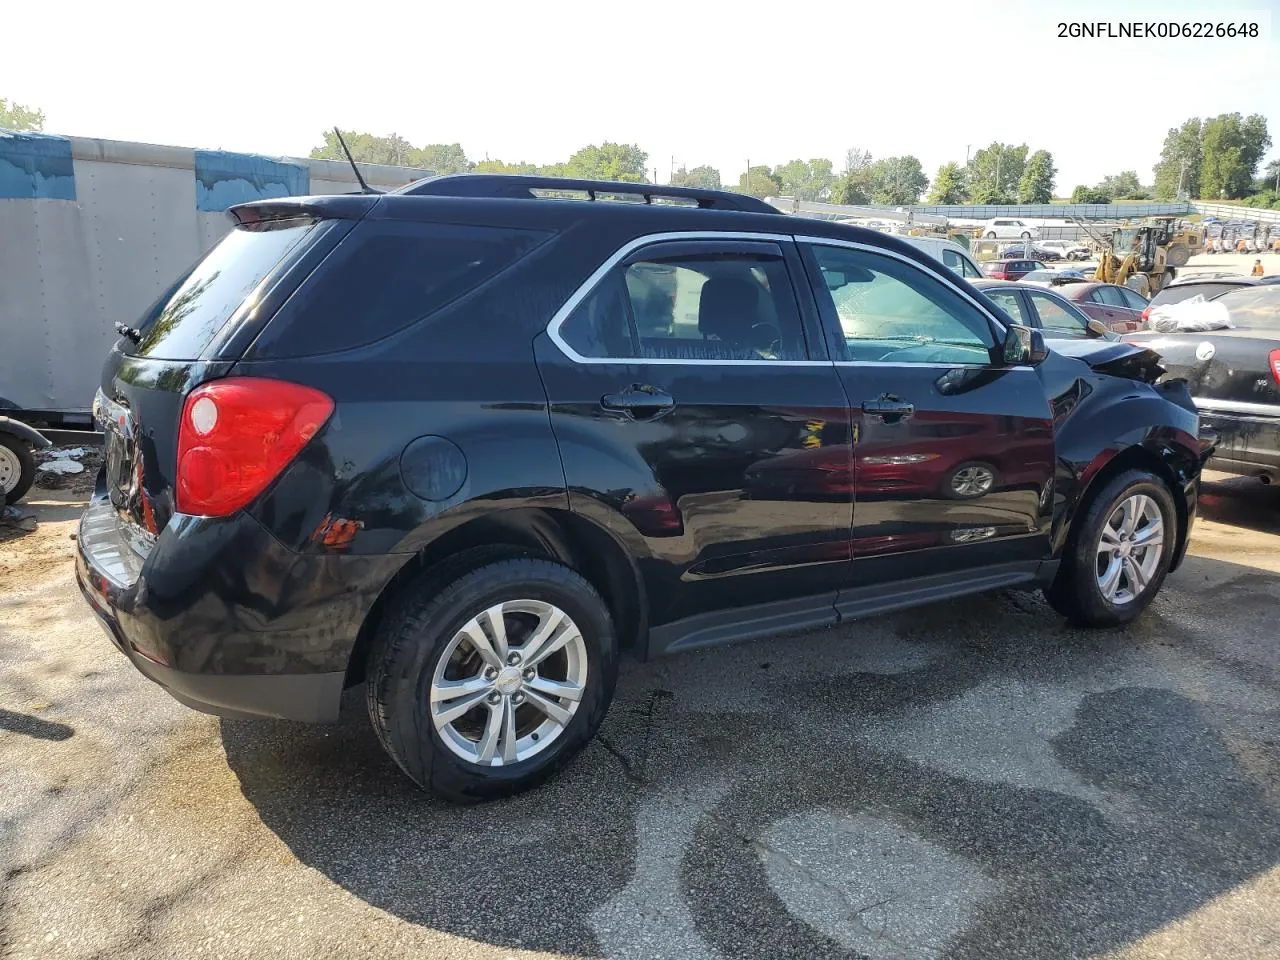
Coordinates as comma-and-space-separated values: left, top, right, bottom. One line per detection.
429, 599, 587, 767
951, 464, 994, 498
1095, 493, 1164, 604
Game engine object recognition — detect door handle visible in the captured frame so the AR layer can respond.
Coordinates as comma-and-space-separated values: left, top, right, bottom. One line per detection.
861, 397, 914, 423
601, 384, 675, 421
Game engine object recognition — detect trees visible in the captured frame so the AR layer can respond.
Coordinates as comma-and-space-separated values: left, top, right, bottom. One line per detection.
1152, 118, 1203, 198
737, 165, 782, 199
474, 159, 538, 175
773, 158, 835, 200
1096, 170, 1145, 199
829, 147, 875, 205
1070, 185, 1111, 204
411, 143, 471, 175
670, 165, 722, 189
1199, 113, 1271, 199
866, 156, 928, 204
1017, 150, 1056, 203
967, 143, 1028, 204
310, 130, 421, 166
927, 162, 967, 204
0, 98, 44, 131
560, 142, 648, 182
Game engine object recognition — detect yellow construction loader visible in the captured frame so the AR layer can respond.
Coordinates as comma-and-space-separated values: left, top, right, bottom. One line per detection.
1078, 217, 1204, 297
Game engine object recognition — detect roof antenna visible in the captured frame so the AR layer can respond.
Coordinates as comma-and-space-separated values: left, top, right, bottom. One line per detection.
333, 126, 382, 195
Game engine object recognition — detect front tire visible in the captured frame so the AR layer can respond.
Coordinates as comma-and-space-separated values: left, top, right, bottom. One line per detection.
1045, 469, 1176, 626
1021, 231, 1032, 239
366, 557, 618, 802
985, 231, 997, 239
0, 434, 36, 505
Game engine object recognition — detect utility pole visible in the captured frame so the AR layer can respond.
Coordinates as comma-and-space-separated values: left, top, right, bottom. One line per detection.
965, 144, 971, 166
1177, 157, 1188, 200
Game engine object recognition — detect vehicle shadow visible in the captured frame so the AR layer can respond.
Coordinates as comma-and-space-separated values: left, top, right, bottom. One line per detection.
222, 555, 1280, 959
1199, 473, 1280, 535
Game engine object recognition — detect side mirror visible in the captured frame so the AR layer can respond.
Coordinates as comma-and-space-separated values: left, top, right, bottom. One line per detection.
1002, 324, 1049, 365
1086, 318, 1109, 339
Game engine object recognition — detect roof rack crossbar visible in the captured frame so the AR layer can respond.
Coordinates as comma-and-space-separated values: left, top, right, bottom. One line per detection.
398, 174, 778, 214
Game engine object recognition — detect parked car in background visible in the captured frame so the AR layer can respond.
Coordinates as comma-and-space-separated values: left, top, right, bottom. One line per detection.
980, 218, 1038, 240
999, 243, 1056, 262
75, 174, 1208, 801
982, 258, 1042, 281
1052, 282, 1149, 333
1141, 277, 1264, 325
1039, 240, 1091, 261
972, 280, 1117, 340
1021, 269, 1090, 284
900, 236, 984, 280
1126, 284, 1280, 485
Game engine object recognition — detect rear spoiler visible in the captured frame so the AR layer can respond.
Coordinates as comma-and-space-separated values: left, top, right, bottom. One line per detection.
227, 195, 378, 226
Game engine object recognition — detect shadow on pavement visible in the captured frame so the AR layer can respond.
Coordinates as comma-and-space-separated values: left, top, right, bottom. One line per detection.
222, 552, 1280, 959
0, 707, 75, 741
1199, 474, 1280, 535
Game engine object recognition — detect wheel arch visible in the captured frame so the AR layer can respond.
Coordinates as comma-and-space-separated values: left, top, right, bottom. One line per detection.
345, 506, 647, 687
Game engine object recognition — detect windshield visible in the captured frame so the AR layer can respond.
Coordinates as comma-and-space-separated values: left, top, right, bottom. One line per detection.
1213, 285, 1280, 331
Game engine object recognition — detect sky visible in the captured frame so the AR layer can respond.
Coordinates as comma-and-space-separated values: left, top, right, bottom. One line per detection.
4, 0, 1278, 192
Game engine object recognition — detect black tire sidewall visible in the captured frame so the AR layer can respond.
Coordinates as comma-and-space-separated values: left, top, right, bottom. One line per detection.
373, 559, 617, 800
1064, 471, 1177, 624
0, 434, 36, 505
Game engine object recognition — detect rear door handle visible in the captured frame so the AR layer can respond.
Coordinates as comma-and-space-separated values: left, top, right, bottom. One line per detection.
861, 397, 914, 422
601, 384, 675, 421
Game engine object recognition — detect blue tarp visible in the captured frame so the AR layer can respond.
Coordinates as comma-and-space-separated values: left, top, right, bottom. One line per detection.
194, 150, 309, 212
0, 131, 76, 200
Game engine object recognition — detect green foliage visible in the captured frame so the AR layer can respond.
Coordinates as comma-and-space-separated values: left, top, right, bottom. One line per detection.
473, 159, 539, 174
829, 148, 874, 205
927, 162, 967, 204
737, 165, 782, 199
1017, 150, 1056, 203
559, 142, 648, 182
310, 130, 422, 166
1152, 118, 1202, 198
1070, 185, 1111, 204
1199, 113, 1271, 199
0, 98, 44, 131
670, 165, 722, 189
774, 158, 835, 201
1096, 170, 1144, 199
967, 143, 1027, 205
866, 156, 928, 204
413, 143, 472, 175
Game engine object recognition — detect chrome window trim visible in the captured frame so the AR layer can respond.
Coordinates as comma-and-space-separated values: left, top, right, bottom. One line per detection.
1195, 398, 1280, 417
543, 230, 833, 367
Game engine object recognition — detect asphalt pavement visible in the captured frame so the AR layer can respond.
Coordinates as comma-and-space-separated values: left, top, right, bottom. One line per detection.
2, 473, 1279, 959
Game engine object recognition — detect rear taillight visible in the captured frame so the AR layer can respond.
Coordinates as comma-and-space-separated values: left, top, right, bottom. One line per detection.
1140, 305, 1152, 324
176, 378, 334, 517
1270, 349, 1280, 386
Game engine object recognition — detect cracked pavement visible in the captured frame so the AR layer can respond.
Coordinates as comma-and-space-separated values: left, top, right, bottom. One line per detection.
3, 472, 1280, 959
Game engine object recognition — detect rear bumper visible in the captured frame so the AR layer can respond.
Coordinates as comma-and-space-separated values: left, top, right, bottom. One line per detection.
1196, 408, 1280, 480
75, 495, 402, 722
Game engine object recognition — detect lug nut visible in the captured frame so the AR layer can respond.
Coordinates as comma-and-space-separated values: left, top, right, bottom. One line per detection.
522, 668, 535, 681
484, 667, 498, 680
487, 691, 501, 705
507, 652, 521, 665
512, 693, 525, 705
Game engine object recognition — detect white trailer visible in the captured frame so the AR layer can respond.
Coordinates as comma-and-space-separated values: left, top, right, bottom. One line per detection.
0, 132, 432, 426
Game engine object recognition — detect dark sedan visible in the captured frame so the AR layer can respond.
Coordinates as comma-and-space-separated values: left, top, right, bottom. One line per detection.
1126, 284, 1280, 485
981, 258, 1041, 281
971, 280, 1117, 341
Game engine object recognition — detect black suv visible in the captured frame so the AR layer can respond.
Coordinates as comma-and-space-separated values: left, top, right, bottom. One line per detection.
78, 175, 1208, 801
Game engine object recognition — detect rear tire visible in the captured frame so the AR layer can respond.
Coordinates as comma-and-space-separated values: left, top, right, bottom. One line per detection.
1045, 469, 1176, 627
1021, 231, 1032, 239
366, 557, 618, 802
0, 435, 36, 505
985, 231, 997, 239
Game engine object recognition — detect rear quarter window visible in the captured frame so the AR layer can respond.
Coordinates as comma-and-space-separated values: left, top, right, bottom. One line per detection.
250, 220, 551, 357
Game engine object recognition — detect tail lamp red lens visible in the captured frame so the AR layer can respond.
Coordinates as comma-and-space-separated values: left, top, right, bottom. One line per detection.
176, 378, 334, 517
1270, 349, 1280, 387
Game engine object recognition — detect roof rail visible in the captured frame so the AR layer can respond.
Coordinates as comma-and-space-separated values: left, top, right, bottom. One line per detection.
397, 173, 779, 214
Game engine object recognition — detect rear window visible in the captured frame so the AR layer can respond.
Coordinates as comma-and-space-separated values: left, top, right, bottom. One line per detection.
1213, 285, 1280, 331
251, 220, 550, 357
131, 220, 317, 360
1149, 282, 1250, 307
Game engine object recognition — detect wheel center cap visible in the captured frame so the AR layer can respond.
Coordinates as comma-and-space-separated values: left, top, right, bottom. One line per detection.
495, 667, 523, 695
1118, 540, 1132, 557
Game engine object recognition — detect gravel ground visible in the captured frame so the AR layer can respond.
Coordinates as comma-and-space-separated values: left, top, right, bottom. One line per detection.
2, 473, 1279, 959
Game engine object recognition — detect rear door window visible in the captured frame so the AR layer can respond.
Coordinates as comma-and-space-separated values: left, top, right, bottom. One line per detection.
251, 220, 551, 357
982, 288, 1029, 325
131, 220, 319, 360
1027, 291, 1090, 336
1117, 287, 1148, 310
1094, 286, 1127, 307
